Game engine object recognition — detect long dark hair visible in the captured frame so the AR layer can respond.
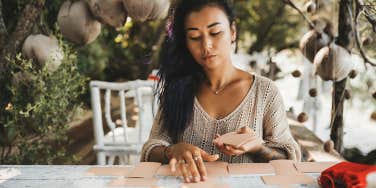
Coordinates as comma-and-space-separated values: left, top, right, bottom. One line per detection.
157, 0, 235, 143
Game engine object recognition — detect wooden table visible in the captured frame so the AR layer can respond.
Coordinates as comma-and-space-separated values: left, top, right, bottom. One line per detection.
0, 165, 321, 188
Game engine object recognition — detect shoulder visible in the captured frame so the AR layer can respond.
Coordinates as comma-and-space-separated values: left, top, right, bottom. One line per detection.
253, 74, 280, 96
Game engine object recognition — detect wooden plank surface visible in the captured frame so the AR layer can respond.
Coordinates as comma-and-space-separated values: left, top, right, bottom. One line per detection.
290, 124, 344, 162
0, 165, 321, 188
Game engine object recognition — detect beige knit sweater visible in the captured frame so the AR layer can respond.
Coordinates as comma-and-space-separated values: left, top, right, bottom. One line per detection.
141, 75, 301, 163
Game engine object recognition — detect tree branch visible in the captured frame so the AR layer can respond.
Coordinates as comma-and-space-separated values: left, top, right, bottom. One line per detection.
0, 0, 8, 48
357, 0, 376, 32
281, 0, 316, 29
354, 0, 376, 67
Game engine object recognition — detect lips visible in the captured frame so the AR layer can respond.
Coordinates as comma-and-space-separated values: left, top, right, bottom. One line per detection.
202, 54, 217, 60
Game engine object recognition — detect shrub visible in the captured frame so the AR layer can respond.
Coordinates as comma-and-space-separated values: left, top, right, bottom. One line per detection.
0, 41, 87, 164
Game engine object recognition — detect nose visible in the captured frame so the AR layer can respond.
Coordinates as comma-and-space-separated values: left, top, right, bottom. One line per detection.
201, 36, 213, 55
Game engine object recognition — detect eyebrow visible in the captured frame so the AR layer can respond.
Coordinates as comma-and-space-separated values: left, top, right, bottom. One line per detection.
186, 22, 222, 31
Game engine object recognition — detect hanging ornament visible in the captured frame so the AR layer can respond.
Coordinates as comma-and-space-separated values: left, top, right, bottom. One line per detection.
313, 43, 353, 81
348, 70, 357, 79
309, 88, 318, 97
324, 140, 334, 153
344, 89, 351, 100
291, 70, 302, 78
371, 111, 376, 121
300, 30, 332, 63
58, 0, 101, 45
304, 0, 317, 13
297, 112, 309, 123
122, 0, 170, 22
362, 36, 373, 46
86, 0, 128, 28
22, 34, 63, 72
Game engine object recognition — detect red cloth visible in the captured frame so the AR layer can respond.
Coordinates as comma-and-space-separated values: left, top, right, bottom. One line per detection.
319, 161, 376, 188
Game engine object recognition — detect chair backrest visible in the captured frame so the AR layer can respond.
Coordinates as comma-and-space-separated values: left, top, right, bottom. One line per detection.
90, 80, 157, 149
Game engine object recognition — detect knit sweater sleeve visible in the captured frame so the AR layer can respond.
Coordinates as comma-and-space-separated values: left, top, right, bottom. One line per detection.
140, 110, 172, 162
262, 81, 301, 162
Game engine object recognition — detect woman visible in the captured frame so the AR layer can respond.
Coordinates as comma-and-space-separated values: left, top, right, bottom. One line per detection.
141, 0, 301, 183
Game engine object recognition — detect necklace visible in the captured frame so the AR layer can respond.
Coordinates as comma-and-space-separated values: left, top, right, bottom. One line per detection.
207, 80, 232, 95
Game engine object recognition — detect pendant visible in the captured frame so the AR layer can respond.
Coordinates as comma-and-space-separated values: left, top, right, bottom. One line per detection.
215, 91, 219, 95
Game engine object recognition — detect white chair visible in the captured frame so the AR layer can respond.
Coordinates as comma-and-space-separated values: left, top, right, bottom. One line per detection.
90, 80, 157, 165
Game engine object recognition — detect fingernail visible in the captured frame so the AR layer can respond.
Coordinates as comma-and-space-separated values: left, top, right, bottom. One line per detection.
202, 176, 207, 181
171, 167, 175, 172
185, 178, 190, 183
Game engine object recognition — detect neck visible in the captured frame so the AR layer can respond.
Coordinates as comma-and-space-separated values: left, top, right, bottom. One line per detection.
204, 62, 236, 91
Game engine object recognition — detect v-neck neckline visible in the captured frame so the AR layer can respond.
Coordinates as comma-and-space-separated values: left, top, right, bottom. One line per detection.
194, 74, 257, 122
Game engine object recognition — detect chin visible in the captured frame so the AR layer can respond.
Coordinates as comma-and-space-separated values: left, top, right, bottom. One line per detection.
199, 59, 221, 70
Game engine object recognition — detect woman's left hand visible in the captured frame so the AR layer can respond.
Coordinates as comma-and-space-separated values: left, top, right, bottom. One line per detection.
213, 126, 263, 156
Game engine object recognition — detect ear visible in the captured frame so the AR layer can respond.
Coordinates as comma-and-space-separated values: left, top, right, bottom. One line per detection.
230, 21, 237, 43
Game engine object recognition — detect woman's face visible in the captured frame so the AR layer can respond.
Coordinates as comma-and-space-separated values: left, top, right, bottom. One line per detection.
184, 5, 236, 70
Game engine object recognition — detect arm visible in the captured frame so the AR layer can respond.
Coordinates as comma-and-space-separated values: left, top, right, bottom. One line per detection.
140, 110, 172, 163
249, 144, 287, 162
260, 81, 302, 162
148, 146, 168, 163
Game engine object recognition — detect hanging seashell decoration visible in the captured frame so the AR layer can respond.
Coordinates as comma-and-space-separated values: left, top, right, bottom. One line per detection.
323, 140, 334, 153
122, 0, 170, 22
348, 69, 357, 79
22, 34, 63, 72
304, 0, 317, 13
312, 43, 353, 81
371, 111, 376, 121
297, 112, 309, 123
86, 0, 128, 28
58, 0, 101, 45
291, 70, 302, 78
299, 30, 332, 63
309, 88, 317, 97
344, 89, 351, 100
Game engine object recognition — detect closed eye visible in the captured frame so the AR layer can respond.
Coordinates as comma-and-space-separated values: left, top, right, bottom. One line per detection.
189, 36, 201, 41
210, 31, 222, 36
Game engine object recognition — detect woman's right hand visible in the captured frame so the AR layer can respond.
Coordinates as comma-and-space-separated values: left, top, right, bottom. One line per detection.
165, 142, 219, 183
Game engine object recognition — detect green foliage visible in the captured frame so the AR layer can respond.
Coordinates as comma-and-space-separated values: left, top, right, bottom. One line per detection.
77, 20, 164, 82
0, 42, 87, 164
233, 0, 303, 53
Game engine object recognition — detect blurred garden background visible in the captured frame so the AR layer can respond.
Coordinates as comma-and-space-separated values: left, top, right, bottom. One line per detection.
0, 0, 375, 165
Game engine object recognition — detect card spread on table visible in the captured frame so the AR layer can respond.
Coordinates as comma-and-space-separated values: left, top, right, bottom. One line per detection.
270, 160, 300, 175
86, 167, 133, 176
228, 163, 275, 175
214, 132, 257, 148
294, 162, 338, 173
261, 174, 316, 185
155, 165, 181, 176
127, 162, 161, 178
108, 177, 159, 187
155, 162, 229, 177
205, 162, 229, 177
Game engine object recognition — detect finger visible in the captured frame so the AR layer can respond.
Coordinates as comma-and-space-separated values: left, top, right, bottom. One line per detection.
226, 146, 244, 155
192, 151, 207, 181
184, 151, 200, 183
169, 158, 177, 172
220, 147, 236, 156
237, 126, 251, 134
212, 134, 221, 144
200, 149, 219, 162
213, 139, 224, 149
179, 159, 190, 183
